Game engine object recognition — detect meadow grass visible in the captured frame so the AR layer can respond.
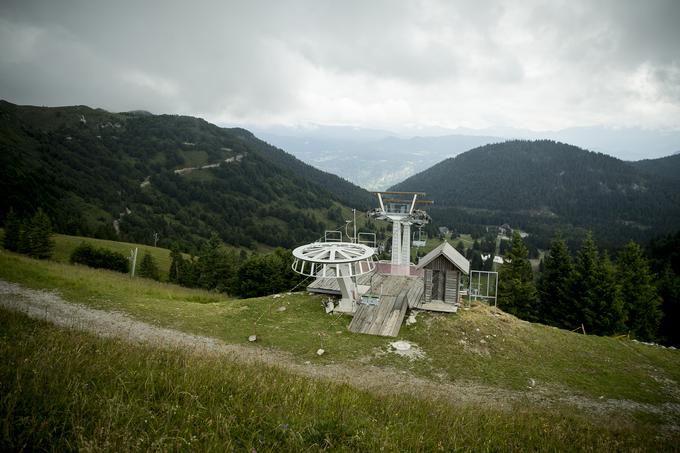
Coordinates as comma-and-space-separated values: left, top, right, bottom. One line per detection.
50, 233, 174, 280
1, 249, 679, 413
1, 308, 674, 452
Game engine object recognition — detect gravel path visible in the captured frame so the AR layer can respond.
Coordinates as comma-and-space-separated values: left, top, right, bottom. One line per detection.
1, 278, 677, 431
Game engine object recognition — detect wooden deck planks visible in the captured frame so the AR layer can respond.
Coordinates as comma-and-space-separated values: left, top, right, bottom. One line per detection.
309, 272, 425, 337
347, 275, 422, 337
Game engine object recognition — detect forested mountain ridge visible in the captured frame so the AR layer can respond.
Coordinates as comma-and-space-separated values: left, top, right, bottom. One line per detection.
391, 140, 680, 248
0, 101, 371, 252
629, 152, 680, 183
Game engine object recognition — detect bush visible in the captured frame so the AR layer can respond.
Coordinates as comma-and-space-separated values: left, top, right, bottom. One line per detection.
70, 243, 129, 273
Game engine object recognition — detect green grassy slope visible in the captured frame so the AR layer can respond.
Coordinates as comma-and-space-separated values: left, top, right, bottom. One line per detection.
4, 309, 673, 452
51, 233, 173, 278
1, 250, 678, 407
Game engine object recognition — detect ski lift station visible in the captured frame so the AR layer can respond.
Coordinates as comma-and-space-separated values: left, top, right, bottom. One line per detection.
292, 191, 497, 337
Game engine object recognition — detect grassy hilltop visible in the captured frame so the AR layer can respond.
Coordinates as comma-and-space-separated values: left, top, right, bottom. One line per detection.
1, 248, 679, 450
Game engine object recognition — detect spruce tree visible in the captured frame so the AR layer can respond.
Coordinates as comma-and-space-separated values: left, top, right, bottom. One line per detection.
26, 208, 54, 259
2, 208, 21, 252
656, 264, 680, 347
498, 231, 539, 321
169, 246, 185, 283
537, 235, 574, 328
591, 252, 625, 335
616, 242, 662, 341
571, 233, 625, 335
137, 252, 160, 280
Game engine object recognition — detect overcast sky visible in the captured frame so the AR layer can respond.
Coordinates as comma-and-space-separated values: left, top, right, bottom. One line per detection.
1, 0, 679, 134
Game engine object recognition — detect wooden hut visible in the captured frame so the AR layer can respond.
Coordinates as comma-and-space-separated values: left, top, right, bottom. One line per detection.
417, 242, 470, 305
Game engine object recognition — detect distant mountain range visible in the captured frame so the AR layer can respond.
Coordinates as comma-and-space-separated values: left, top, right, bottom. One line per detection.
390, 140, 680, 249
255, 131, 501, 190
0, 101, 372, 252
252, 124, 680, 190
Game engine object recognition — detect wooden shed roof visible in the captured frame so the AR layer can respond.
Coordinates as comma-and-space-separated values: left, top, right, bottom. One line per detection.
416, 242, 470, 275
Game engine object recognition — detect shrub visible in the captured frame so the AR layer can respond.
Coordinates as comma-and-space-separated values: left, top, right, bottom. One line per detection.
70, 243, 129, 273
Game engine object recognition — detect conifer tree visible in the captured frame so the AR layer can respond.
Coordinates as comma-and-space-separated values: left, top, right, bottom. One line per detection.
26, 208, 54, 259
570, 233, 624, 335
498, 231, 539, 321
591, 252, 625, 335
2, 208, 21, 252
537, 235, 574, 328
616, 242, 662, 341
169, 245, 184, 283
196, 234, 237, 292
656, 264, 680, 347
137, 252, 160, 280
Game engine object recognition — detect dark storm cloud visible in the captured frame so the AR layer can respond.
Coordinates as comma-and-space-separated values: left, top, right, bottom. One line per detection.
0, 0, 678, 130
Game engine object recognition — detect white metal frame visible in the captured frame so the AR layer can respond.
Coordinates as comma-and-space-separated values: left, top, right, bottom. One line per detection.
291, 241, 376, 314
324, 230, 343, 242
468, 270, 498, 308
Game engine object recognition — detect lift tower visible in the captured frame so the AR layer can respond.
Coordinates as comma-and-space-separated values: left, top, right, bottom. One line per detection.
368, 191, 432, 275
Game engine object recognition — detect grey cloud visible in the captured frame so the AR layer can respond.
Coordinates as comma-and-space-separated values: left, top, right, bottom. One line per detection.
0, 0, 678, 132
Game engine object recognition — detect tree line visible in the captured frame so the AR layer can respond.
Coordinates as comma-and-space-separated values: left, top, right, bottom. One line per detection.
498, 230, 678, 346
167, 234, 305, 298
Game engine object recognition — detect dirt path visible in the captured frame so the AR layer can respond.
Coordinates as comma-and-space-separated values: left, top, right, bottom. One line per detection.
1, 279, 677, 430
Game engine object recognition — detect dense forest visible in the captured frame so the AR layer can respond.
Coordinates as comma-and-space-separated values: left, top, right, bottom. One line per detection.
392, 140, 680, 249
499, 230, 680, 347
0, 101, 373, 253
630, 152, 680, 183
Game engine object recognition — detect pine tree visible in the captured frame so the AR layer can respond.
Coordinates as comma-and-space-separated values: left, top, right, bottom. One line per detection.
26, 208, 54, 259
537, 235, 574, 328
169, 246, 184, 283
498, 231, 539, 321
137, 252, 160, 280
196, 234, 237, 292
2, 208, 21, 252
616, 242, 662, 341
656, 264, 680, 347
591, 252, 625, 335
570, 233, 624, 335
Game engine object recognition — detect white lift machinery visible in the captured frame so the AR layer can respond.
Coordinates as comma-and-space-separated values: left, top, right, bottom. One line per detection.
368, 191, 432, 273
292, 241, 376, 313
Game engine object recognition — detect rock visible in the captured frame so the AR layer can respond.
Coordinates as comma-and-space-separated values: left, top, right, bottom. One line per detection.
391, 341, 411, 351
406, 313, 417, 326
248, 335, 257, 342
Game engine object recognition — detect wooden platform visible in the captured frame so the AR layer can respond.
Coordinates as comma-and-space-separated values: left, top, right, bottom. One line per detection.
308, 272, 424, 337
413, 300, 459, 313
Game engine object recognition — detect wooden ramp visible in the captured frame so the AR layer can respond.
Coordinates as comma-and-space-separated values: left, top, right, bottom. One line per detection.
347, 275, 423, 337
